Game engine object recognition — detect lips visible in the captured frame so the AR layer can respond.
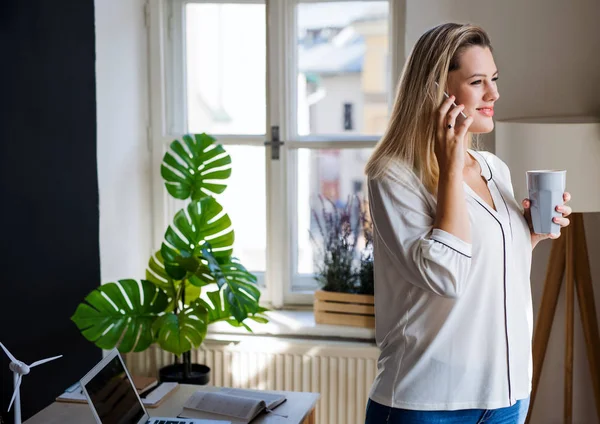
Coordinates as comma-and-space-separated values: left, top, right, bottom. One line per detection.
476, 107, 494, 117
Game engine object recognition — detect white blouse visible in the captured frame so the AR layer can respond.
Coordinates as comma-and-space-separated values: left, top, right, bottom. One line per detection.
367, 149, 533, 411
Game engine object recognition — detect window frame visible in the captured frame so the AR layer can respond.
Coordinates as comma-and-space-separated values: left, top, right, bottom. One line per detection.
146, 0, 406, 307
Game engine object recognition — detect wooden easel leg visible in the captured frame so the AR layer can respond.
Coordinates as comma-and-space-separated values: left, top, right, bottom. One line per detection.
564, 224, 575, 424
572, 213, 600, 423
526, 233, 566, 424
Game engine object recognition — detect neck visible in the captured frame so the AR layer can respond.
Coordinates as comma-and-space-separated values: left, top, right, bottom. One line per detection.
463, 145, 479, 175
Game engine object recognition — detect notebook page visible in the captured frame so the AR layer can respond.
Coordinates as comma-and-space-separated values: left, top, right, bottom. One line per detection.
219, 388, 286, 410
183, 391, 264, 421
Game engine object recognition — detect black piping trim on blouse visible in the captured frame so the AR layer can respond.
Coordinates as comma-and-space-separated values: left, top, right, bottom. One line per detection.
477, 153, 515, 242
470, 195, 513, 405
491, 179, 514, 241
431, 238, 472, 258
470, 150, 493, 181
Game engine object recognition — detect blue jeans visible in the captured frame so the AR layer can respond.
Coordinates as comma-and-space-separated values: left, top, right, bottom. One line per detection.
365, 397, 530, 424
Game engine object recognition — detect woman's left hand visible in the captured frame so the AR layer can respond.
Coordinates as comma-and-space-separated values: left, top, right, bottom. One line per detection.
522, 192, 572, 250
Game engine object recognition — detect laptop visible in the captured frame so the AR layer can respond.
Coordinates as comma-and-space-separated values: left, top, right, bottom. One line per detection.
80, 349, 221, 424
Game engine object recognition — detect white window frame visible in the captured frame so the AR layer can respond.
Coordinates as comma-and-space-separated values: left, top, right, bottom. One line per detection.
146, 0, 406, 308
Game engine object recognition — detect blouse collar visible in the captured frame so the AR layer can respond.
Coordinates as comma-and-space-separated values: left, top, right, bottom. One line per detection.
467, 149, 493, 182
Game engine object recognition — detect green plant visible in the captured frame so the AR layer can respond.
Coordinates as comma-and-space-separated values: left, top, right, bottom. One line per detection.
71, 134, 268, 356
309, 195, 374, 295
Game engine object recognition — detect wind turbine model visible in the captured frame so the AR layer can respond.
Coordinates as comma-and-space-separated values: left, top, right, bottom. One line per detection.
0, 342, 62, 424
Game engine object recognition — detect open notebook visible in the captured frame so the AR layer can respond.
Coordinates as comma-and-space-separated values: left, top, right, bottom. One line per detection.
179, 388, 287, 423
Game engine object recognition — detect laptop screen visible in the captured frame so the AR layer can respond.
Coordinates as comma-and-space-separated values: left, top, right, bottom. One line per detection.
83, 353, 146, 424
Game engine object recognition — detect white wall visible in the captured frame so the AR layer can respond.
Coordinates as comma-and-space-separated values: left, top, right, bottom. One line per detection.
311, 73, 364, 134
95, 0, 152, 282
406, 1, 600, 422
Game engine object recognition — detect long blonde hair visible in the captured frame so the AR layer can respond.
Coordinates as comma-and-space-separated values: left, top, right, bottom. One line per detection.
365, 23, 492, 195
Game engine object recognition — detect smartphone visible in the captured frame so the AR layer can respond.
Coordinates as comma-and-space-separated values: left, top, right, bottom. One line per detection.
434, 82, 467, 118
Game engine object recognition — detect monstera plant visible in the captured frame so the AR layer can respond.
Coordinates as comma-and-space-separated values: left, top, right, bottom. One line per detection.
71, 133, 267, 382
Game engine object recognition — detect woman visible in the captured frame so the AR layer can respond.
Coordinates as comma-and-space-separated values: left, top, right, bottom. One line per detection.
364, 23, 572, 424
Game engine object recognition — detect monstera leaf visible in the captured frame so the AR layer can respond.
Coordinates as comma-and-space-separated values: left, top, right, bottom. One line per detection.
161, 197, 234, 279
152, 300, 209, 356
191, 252, 262, 322
146, 251, 178, 297
177, 247, 267, 326
146, 251, 201, 308
199, 290, 268, 330
161, 133, 232, 201
71, 280, 169, 353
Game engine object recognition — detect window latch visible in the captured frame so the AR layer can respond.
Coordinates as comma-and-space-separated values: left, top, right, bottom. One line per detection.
264, 125, 284, 160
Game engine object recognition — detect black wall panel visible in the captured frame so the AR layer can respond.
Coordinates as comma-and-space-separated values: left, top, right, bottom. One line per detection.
0, 0, 102, 420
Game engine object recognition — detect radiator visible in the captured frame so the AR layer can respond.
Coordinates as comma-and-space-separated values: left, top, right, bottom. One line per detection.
124, 336, 380, 424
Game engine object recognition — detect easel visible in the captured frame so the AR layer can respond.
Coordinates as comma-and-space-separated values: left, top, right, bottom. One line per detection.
526, 213, 600, 423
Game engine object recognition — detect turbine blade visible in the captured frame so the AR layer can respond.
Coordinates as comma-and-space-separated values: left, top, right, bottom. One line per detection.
29, 355, 63, 368
8, 375, 22, 412
0, 342, 18, 364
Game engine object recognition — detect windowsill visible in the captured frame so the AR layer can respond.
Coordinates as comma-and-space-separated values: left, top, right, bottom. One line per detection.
208, 309, 376, 342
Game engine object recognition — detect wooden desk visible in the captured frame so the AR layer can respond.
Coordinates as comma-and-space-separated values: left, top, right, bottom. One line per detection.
24, 385, 319, 424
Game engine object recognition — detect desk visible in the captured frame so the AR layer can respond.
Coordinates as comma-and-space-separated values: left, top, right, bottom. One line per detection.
24, 385, 319, 424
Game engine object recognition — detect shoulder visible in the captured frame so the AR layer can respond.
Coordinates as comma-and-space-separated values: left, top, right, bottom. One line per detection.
369, 160, 426, 197
368, 160, 435, 215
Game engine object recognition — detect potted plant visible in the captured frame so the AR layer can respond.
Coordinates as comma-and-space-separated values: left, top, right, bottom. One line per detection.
71, 133, 268, 384
310, 195, 374, 328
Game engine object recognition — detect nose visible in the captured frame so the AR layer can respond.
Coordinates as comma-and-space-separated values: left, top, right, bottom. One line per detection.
484, 80, 500, 102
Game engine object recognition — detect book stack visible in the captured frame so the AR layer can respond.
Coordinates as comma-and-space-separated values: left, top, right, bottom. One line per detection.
56, 376, 178, 408
132, 375, 158, 394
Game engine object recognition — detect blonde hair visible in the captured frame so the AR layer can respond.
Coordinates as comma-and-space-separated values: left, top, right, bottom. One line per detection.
365, 23, 492, 195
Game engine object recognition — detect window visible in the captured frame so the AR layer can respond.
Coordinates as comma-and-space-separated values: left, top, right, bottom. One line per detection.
296, 147, 372, 277
147, 0, 404, 307
343, 103, 354, 131
185, 3, 266, 135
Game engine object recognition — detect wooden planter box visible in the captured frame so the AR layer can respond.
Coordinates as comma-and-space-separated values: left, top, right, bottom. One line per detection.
314, 290, 375, 328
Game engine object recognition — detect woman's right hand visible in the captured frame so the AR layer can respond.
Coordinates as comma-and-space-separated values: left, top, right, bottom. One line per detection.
434, 95, 473, 175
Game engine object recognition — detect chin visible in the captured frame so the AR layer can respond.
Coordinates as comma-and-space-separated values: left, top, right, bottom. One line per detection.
469, 118, 495, 134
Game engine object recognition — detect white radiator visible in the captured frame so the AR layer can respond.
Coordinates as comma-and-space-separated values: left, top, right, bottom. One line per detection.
125, 336, 380, 424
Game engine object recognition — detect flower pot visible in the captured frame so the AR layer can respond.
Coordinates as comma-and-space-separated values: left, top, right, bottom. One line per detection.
158, 363, 210, 385
313, 289, 375, 328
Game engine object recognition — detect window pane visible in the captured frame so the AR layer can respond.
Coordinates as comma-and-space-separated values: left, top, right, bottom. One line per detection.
297, 148, 372, 275
297, 1, 389, 136
186, 4, 266, 135
166, 146, 266, 274
216, 146, 266, 273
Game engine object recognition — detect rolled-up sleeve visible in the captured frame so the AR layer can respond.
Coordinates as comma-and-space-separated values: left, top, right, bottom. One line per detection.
369, 173, 472, 298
